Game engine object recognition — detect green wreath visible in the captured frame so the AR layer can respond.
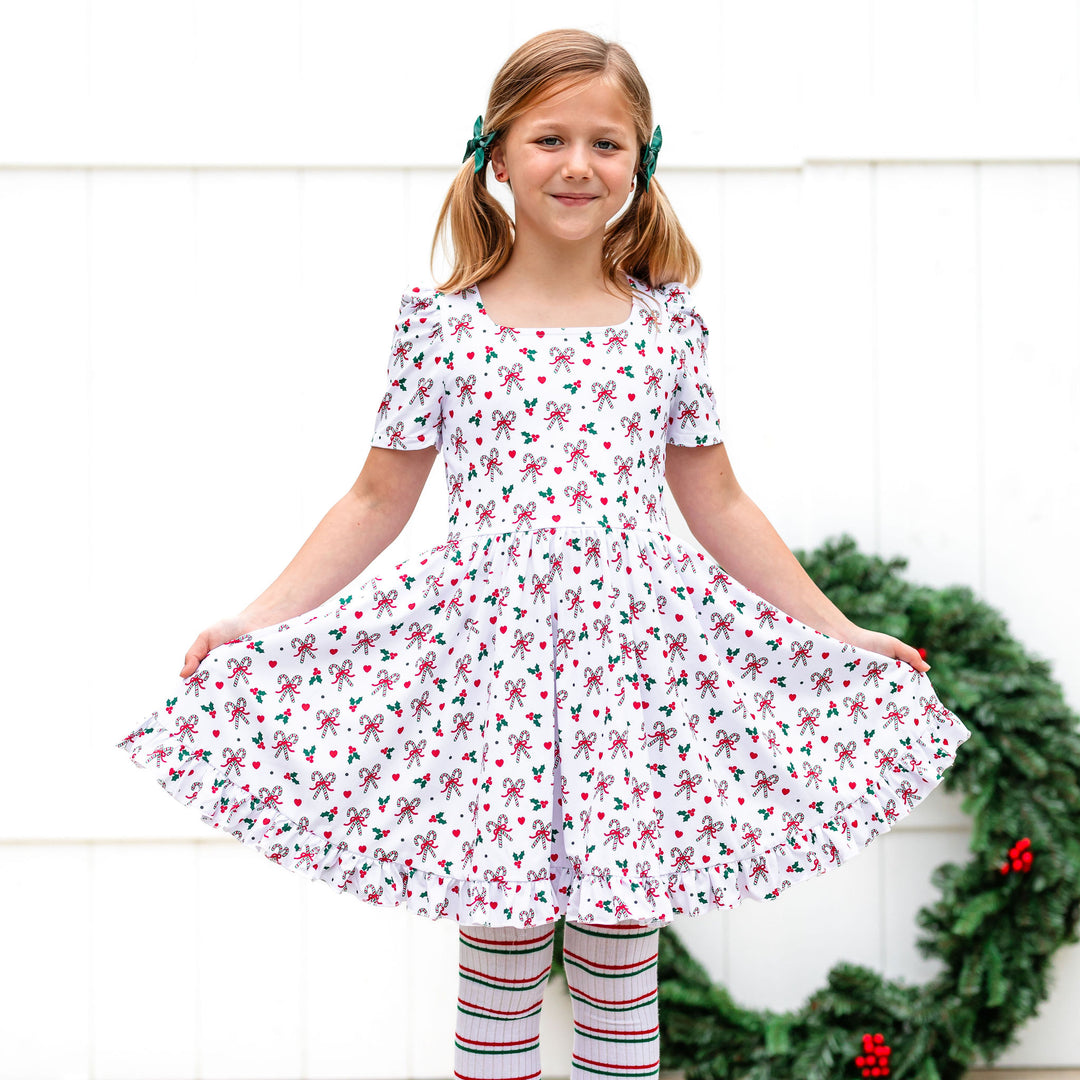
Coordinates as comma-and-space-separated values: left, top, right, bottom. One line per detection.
551, 535, 1080, 1080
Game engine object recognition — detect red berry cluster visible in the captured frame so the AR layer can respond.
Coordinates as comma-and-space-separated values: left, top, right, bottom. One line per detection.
1000, 836, 1034, 875
855, 1032, 891, 1076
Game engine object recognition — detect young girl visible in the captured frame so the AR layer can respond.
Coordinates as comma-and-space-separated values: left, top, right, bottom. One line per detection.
117, 28, 972, 1080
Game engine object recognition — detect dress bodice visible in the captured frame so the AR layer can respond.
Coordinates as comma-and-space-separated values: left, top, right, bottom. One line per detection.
370, 278, 725, 539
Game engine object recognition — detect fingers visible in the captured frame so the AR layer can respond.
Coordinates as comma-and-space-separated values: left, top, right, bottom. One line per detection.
179, 632, 210, 678
894, 638, 931, 674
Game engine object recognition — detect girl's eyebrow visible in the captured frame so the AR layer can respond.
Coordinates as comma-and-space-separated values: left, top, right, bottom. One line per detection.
522, 121, 630, 137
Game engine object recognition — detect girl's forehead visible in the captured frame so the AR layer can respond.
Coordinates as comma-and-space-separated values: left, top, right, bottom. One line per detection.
514, 75, 636, 130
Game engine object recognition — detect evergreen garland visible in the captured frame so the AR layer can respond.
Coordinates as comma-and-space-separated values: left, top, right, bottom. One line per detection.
549, 535, 1080, 1079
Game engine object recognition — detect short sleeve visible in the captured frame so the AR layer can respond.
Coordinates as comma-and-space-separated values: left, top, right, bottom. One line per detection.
369, 286, 445, 451
663, 283, 724, 447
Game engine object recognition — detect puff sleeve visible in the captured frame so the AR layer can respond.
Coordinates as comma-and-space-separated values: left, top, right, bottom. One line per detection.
663, 284, 724, 447
369, 286, 446, 451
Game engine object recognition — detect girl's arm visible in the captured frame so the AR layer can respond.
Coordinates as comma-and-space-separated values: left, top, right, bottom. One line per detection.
179, 445, 439, 676
664, 442, 930, 673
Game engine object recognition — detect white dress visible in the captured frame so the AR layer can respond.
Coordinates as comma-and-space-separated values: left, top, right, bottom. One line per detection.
116, 277, 972, 927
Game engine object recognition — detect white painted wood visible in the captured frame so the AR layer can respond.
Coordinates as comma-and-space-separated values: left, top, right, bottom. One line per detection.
713, 170, 808, 548
404, 918, 459, 1077
304, 894, 412, 1079
0, 171, 92, 840
796, 163, 880, 557
0, 2, 91, 161
0, 846, 92, 1080
195, 843, 307, 1079
90, 843, 201, 1079
979, 163, 1080, 711
875, 165, 983, 593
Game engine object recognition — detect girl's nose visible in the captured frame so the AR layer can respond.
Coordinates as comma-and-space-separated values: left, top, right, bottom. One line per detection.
562, 142, 593, 179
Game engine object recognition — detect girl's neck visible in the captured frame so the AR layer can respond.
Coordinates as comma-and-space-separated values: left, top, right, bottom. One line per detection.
477, 235, 631, 329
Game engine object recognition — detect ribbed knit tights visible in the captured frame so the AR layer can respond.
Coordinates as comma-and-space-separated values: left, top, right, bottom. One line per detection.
452, 921, 660, 1080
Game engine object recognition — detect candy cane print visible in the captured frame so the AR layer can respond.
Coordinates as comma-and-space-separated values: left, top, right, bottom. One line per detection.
439, 768, 463, 799
414, 829, 438, 861
739, 653, 767, 681
171, 715, 200, 744
751, 769, 779, 798
833, 739, 858, 769
748, 856, 770, 886
844, 693, 869, 721
695, 668, 722, 697
314, 708, 340, 738
344, 806, 371, 837
810, 667, 834, 696
184, 670, 210, 697
862, 660, 889, 686
350, 627, 382, 655
255, 785, 284, 811
394, 796, 420, 824
224, 696, 250, 730
497, 362, 524, 392
875, 746, 900, 776
602, 328, 628, 353
590, 378, 617, 407
500, 776, 526, 805
881, 701, 909, 729
796, 707, 820, 735
227, 655, 253, 686
276, 673, 302, 702
308, 771, 335, 800
485, 813, 513, 845
328, 660, 354, 690
272, 729, 298, 760
675, 769, 702, 799
220, 745, 246, 777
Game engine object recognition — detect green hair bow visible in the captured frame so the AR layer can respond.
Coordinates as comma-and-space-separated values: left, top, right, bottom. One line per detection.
639, 125, 662, 192
463, 115, 498, 173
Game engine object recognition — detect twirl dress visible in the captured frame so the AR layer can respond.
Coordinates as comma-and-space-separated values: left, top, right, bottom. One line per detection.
116, 277, 973, 928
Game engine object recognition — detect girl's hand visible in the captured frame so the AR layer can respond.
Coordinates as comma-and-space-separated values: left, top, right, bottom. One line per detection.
180, 615, 262, 678
841, 625, 931, 674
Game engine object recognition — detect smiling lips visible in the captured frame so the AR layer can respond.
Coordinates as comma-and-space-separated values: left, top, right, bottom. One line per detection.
551, 193, 597, 205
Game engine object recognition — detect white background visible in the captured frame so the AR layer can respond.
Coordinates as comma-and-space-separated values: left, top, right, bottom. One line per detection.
2, 1, 1079, 1077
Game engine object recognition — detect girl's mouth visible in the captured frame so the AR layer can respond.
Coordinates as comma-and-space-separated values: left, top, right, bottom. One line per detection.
551, 194, 597, 206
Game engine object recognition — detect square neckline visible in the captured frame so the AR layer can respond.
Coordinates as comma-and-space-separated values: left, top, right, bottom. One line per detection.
460, 278, 646, 335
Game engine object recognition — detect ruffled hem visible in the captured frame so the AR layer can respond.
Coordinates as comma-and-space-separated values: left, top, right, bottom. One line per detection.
116, 704, 968, 927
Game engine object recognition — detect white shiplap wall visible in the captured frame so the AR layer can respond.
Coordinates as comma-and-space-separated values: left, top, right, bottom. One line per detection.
1, 1, 1078, 1077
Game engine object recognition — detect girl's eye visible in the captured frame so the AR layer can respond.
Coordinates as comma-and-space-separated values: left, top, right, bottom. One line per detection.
536, 137, 621, 150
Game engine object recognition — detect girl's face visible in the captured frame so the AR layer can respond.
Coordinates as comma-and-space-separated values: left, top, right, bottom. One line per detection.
491, 76, 639, 249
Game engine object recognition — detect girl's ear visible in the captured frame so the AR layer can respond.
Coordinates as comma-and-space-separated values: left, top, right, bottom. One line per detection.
490, 141, 507, 182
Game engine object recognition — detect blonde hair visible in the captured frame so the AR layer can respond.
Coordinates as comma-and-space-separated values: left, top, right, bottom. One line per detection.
431, 28, 700, 298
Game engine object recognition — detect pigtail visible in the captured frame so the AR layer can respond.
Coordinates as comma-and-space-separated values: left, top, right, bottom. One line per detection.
604, 176, 701, 293
431, 161, 515, 295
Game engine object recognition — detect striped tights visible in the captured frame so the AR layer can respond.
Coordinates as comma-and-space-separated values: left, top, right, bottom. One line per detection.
453, 921, 660, 1080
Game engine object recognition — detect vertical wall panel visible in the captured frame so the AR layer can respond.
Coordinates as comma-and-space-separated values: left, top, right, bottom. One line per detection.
0, 172, 92, 840
716, 170, 808, 547
796, 164, 879, 555
304, 898, 412, 1079
195, 845, 307, 1079
0, 846, 91, 1080
90, 844, 201, 1079
980, 164, 1080, 710
875, 165, 982, 592
0, 2, 91, 160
